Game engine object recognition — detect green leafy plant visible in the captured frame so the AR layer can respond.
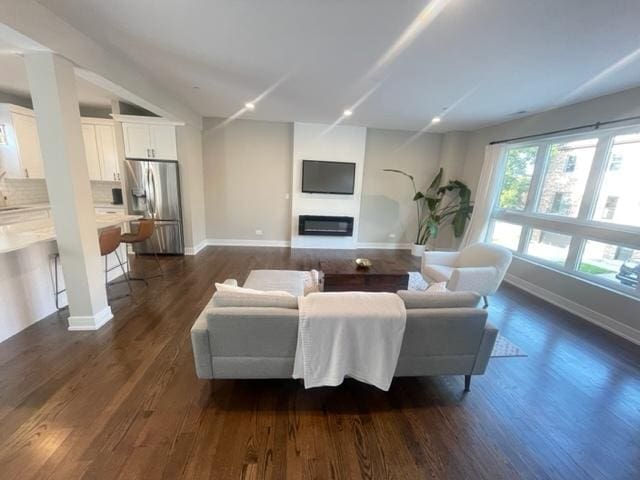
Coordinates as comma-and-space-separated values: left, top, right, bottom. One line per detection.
383, 167, 473, 245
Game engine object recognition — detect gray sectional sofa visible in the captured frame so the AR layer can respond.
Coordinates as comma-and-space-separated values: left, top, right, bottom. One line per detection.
191, 270, 498, 390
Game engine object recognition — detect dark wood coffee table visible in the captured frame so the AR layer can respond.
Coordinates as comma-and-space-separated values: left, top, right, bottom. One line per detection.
320, 260, 409, 293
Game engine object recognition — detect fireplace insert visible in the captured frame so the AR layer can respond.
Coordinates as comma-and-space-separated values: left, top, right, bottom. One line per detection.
298, 215, 354, 236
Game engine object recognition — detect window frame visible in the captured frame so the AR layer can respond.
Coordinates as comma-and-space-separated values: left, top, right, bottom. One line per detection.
488, 125, 640, 298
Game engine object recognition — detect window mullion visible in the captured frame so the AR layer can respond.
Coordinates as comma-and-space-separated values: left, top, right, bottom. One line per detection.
524, 143, 549, 214
565, 236, 583, 271
577, 134, 612, 220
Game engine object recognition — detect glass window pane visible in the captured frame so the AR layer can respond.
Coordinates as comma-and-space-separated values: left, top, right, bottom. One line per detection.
536, 139, 598, 217
498, 146, 538, 211
591, 133, 640, 227
579, 240, 640, 289
489, 221, 522, 250
525, 229, 571, 265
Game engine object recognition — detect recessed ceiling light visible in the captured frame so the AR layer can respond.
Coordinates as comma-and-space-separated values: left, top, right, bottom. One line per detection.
343, 109, 353, 117
245, 102, 255, 111
431, 116, 441, 124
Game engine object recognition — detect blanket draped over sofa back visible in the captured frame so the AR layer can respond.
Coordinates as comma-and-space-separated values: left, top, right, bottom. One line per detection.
293, 292, 407, 391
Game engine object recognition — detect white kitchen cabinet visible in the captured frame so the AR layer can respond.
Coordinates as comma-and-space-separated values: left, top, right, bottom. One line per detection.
122, 122, 177, 160
149, 125, 178, 160
81, 124, 103, 180
11, 112, 45, 179
0, 105, 122, 182
95, 124, 120, 181
122, 123, 152, 159
81, 120, 121, 182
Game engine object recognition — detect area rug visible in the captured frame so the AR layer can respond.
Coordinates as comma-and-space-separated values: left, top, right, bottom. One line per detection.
407, 272, 527, 358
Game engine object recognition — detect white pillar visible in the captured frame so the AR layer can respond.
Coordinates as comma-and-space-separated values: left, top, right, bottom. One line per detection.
24, 52, 112, 330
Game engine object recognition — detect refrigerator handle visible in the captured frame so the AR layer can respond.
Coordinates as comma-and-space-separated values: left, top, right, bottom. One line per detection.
146, 167, 157, 218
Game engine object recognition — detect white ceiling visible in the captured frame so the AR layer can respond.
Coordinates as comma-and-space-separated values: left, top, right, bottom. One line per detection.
32, 0, 640, 131
0, 38, 116, 108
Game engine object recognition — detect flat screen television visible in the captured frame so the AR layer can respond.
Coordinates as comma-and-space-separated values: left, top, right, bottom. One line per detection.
302, 160, 356, 195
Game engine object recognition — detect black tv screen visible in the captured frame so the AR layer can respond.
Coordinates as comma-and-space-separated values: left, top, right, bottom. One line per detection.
302, 160, 356, 195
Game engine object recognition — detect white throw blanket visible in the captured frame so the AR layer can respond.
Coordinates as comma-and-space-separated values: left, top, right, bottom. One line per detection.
293, 292, 407, 391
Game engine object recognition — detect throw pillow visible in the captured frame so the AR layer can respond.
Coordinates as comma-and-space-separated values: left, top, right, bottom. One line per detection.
396, 290, 481, 309
213, 283, 298, 309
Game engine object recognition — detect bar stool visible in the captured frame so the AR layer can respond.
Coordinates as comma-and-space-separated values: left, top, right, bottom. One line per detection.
120, 219, 164, 285
100, 226, 133, 302
52, 227, 132, 309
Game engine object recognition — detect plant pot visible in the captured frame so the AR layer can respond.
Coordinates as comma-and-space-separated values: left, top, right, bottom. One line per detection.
411, 243, 426, 257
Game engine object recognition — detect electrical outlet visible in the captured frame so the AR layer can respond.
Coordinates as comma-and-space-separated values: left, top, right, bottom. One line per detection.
255, 229, 263, 236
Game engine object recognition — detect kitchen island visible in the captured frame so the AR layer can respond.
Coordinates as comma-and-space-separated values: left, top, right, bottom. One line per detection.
0, 211, 139, 254
0, 211, 140, 343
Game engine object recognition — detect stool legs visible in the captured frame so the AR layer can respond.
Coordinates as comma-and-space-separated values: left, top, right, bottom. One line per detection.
53, 253, 66, 311
104, 251, 133, 302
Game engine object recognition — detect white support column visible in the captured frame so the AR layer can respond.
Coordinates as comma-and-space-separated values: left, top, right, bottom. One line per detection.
24, 52, 112, 330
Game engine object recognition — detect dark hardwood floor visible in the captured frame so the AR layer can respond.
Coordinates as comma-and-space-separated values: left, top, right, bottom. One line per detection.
0, 247, 638, 479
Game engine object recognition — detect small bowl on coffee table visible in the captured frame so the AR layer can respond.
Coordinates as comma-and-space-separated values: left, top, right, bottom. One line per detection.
355, 258, 372, 269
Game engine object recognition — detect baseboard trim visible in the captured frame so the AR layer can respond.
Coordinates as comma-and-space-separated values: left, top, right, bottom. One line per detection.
185, 239, 208, 255
356, 242, 412, 250
206, 238, 291, 247
67, 305, 113, 331
201, 240, 414, 250
504, 273, 640, 346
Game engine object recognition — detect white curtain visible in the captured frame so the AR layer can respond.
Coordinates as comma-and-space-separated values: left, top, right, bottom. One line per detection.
459, 143, 507, 249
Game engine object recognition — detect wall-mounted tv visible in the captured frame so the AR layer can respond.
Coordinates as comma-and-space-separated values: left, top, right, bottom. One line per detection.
302, 160, 356, 195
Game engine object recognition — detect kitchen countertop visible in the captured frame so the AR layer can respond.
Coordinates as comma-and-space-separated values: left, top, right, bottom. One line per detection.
0, 203, 125, 215
0, 212, 140, 254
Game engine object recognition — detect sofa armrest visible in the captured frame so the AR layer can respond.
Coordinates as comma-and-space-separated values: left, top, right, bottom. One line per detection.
448, 266, 500, 295
191, 308, 214, 379
472, 321, 498, 374
422, 251, 458, 267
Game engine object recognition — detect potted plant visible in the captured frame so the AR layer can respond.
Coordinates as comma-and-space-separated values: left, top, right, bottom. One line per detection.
383, 167, 473, 257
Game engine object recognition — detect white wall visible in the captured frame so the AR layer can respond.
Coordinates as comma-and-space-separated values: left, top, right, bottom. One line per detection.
358, 128, 441, 247
291, 122, 367, 249
202, 118, 292, 243
461, 86, 640, 343
176, 124, 206, 253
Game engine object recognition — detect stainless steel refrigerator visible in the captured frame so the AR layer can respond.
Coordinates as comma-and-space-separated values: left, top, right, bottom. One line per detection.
124, 158, 184, 254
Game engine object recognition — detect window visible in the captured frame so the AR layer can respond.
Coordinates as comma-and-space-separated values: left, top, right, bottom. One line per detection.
592, 133, 640, 227
536, 139, 597, 217
497, 146, 538, 211
609, 154, 623, 171
550, 192, 570, 215
601, 196, 618, 220
488, 221, 522, 250
578, 240, 639, 290
525, 229, 571, 265
487, 128, 640, 298
563, 155, 577, 172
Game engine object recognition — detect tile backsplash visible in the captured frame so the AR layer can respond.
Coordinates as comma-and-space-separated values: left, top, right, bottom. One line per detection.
91, 180, 121, 204
2, 178, 48, 205
0, 178, 121, 206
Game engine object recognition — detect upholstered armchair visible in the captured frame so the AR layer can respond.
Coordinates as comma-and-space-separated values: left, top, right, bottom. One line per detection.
421, 243, 513, 308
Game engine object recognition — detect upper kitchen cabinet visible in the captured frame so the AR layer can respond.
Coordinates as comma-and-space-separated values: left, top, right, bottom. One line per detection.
81, 119, 121, 182
121, 120, 178, 160
0, 104, 121, 182
81, 123, 103, 181
0, 105, 45, 179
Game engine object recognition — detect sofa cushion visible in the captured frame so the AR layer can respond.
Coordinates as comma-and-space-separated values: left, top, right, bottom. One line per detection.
213, 283, 298, 309
243, 270, 307, 296
421, 264, 454, 283
396, 290, 481, 309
